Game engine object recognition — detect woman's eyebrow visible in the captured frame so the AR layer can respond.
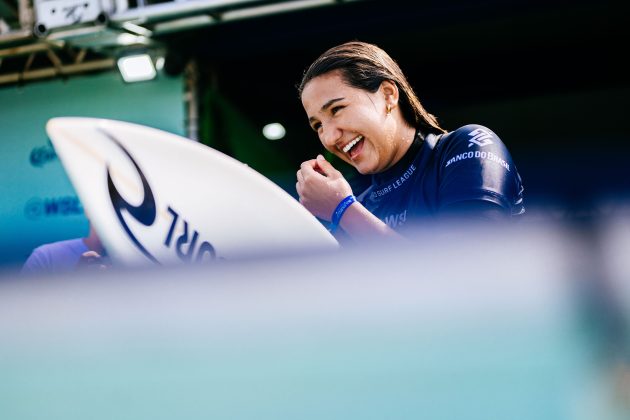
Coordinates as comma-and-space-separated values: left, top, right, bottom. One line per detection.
309, 97, 345, 125
321, 97, 344, 112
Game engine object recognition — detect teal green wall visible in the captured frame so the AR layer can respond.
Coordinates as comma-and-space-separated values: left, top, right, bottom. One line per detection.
0, 70, 184, 269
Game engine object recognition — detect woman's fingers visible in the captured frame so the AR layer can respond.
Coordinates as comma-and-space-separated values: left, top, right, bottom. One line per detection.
315, 154, 340, 178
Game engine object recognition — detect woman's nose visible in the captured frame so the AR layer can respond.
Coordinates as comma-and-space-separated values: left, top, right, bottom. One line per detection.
321, 124, 341, 148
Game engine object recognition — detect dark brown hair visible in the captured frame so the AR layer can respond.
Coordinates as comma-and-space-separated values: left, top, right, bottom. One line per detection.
299, 41, 446, 135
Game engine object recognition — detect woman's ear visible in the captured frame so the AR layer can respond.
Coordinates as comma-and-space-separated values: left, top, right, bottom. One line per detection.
380, 80, 399, 107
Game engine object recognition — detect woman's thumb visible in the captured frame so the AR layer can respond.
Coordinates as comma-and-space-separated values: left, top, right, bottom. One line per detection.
316, 154, 337, 176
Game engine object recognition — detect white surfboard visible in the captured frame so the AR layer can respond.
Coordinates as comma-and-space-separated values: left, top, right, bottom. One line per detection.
46, 117, 338, 266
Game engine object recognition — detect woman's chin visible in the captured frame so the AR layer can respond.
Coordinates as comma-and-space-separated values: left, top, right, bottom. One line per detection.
354, 161, 377, 175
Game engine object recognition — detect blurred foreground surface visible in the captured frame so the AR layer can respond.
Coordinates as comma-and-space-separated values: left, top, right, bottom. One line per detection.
1, 211, 629, 420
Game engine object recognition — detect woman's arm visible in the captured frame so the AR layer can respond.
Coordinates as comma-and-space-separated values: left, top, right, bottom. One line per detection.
296, 155, 401, 240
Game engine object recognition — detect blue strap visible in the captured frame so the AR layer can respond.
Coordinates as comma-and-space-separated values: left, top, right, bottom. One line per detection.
329, 195, 356, 233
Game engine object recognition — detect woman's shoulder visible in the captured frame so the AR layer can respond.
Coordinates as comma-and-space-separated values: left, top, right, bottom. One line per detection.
445, 123, 500, 140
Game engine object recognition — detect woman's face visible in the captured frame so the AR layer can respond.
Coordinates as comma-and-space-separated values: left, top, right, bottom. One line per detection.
301, 70, 403, 175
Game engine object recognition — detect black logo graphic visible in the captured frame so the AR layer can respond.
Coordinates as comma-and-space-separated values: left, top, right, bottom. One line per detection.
165, 206, 216, 262
99, 128, 217, 264
99, 128, 160, 264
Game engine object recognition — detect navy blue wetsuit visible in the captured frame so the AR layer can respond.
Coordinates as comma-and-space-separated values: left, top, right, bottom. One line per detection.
357, 124, 524, 231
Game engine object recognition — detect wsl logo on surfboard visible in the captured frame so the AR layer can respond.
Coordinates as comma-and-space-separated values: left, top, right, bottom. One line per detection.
99, 128, 217, 264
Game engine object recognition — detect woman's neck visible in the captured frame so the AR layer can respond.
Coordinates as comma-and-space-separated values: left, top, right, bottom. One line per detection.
391, 123, 419, 167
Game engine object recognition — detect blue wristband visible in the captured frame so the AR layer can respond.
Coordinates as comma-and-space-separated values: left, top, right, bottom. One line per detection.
329, 195, 356, 233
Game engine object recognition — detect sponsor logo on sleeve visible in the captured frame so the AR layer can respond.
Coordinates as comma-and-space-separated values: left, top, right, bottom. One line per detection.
444, 150, 510, 171
444, 128, 509, 171
467, 128, 494, 147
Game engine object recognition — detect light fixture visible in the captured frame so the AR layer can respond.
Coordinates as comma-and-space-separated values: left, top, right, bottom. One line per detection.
155, 56, 165, 71
262, 123, 286, 140
117, 54, 157, 83
116, 33, 151, 46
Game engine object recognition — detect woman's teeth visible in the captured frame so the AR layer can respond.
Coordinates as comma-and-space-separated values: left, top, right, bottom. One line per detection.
343, 135, 363, 153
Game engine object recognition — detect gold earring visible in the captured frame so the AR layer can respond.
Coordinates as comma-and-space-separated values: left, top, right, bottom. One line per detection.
386, 104, 391, 115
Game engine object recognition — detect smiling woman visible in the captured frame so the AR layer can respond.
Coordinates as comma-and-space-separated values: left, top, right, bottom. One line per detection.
295, 41, 525, 239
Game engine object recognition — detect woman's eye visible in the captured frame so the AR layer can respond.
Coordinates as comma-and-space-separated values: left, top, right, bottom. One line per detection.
331, 106, 344, 115
312, 122, 322, 132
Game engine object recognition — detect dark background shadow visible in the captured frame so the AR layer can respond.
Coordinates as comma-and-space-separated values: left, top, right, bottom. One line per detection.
159, 0, 627, 215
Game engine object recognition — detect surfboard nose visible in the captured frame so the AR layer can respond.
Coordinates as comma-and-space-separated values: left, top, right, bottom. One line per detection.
47, 116, 92, 132
46, 117, 64, 134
